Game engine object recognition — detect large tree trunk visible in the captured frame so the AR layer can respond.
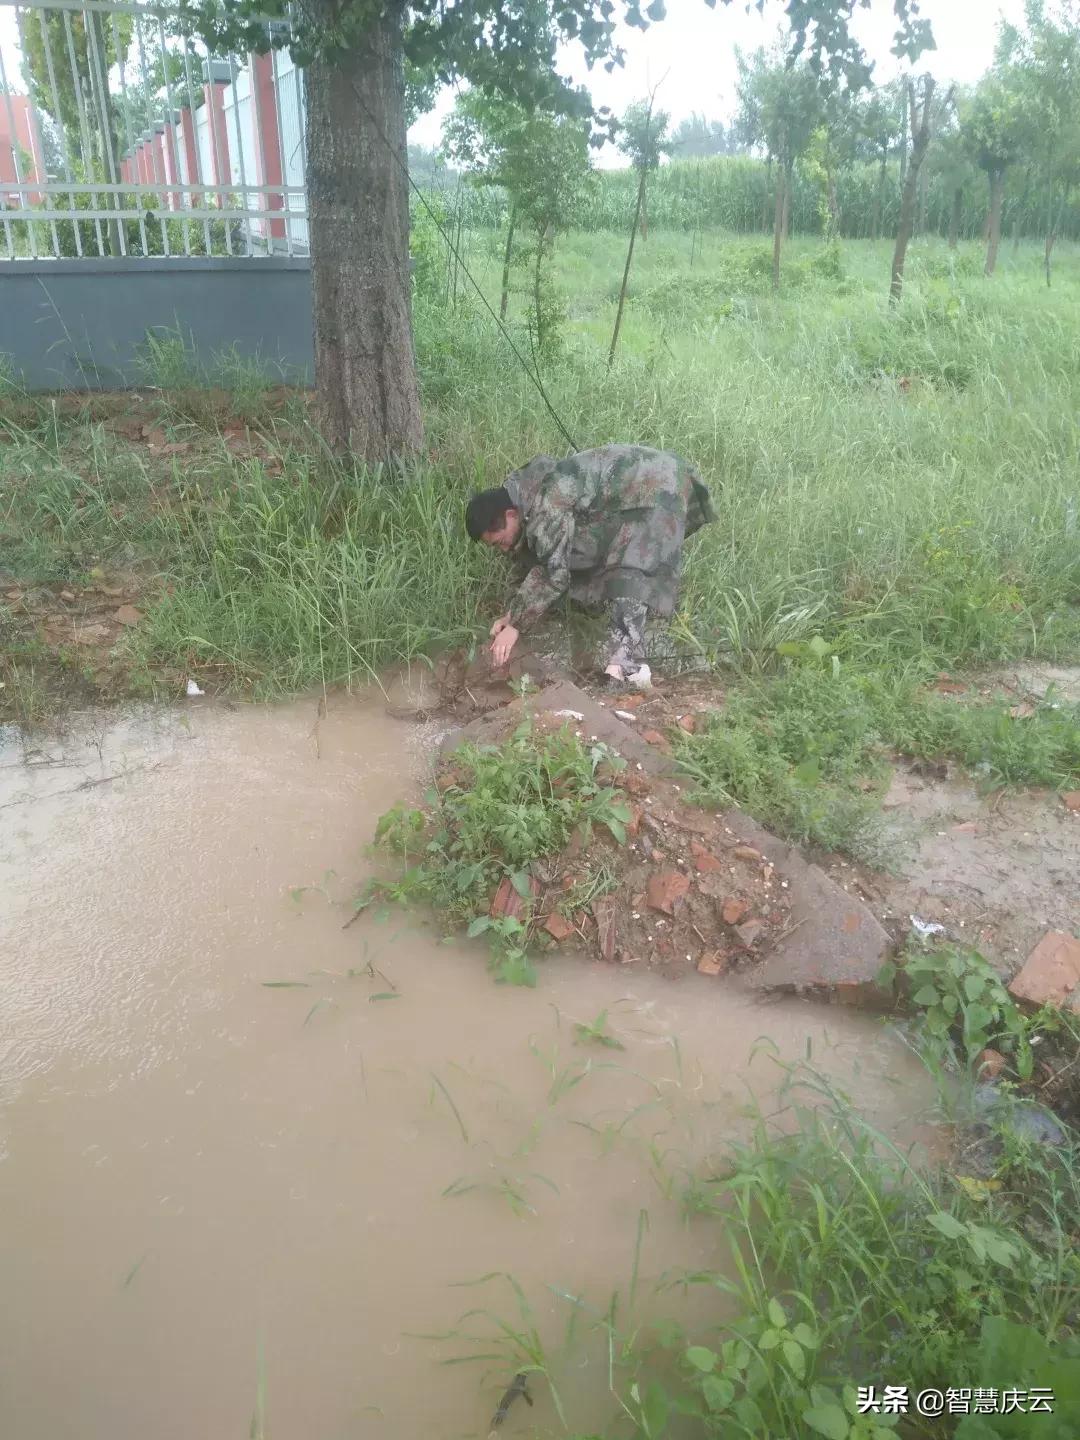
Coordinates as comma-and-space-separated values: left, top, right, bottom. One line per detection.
499, 206, 516, 320
772, 164, 784, 290
948, 186, 963, 249
985, 169, 1006, 277
305, 0, 422, 460
890, 79, 939, 305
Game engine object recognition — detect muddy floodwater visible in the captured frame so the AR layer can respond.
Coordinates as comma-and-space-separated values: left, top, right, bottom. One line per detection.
1, 694, 935, 1439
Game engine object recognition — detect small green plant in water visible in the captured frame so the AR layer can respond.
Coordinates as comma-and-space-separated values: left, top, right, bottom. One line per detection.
573, 1009, 625, 1050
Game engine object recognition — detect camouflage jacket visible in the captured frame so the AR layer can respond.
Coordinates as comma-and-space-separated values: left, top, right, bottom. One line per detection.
504, 445, 716, 631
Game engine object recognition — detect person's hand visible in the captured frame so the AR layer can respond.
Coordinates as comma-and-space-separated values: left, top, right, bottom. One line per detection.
490, 612, 512, 639
490, 623, 519, 667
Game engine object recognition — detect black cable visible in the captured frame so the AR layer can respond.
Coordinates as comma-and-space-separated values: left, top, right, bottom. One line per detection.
345, 76, 581, 453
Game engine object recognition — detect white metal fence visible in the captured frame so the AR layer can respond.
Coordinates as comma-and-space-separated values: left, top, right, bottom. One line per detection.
0, 0, 308, 259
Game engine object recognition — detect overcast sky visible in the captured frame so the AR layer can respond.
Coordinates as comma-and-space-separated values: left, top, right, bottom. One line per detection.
1, 0, 1026, 166
409, 0, 1027, 162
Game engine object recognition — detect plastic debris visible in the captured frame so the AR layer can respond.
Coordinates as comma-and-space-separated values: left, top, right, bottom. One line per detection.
910, 915, 946, 939
186, 679, 205, 697
552, 709, 585, 721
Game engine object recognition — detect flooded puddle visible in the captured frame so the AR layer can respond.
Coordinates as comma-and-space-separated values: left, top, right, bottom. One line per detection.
1, 694, 935, 1439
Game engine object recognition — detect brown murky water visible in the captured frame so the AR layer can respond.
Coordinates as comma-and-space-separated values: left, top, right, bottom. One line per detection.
0, 694, 934, 1440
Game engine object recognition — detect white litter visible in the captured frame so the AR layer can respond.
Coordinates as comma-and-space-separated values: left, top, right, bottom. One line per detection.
630, 664, 653, 691
614, 710, 637, 723
553, 709, 585, 721
185, 679, 205, 697
910, 915, 946, 939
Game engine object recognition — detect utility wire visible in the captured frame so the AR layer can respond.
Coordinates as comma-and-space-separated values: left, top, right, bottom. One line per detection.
345, 76, 581, 453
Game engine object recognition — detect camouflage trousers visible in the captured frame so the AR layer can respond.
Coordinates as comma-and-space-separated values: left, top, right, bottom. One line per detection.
603, 599, 654, 675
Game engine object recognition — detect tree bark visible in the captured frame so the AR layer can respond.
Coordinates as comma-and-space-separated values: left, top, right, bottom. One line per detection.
916, 166, 928, 236
1011, 168, 1031, 255
772, 163, 784, 290
890, 79, 943, 304
304, 0, 422, 460
826, 169, 840, 240
1045, 183, 1069, 288
499, 206, 516, 320
948, 186, 963, 249
609, 165, 646, 367
985, 168, 1005, 277
781, 166, 791, 243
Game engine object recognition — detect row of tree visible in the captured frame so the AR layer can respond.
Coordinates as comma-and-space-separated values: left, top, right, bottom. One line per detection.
437, 0, 1080, 312
29, 0, 1051, 457
732, 0, 1080, 292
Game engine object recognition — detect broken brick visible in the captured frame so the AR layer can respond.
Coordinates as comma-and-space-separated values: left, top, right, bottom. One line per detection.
641, 729, 672, 753
626, 804, 644, 837
1063, 791, 1080, 813
690, 840, 724, 875
1009, 931, 1080, 1011
592, 897, 618, 962
646, 869, 691, 916
490, 873, 540, 923
677, 714, 696, 734
697, 952, 729, 977
543, 912, 576, 942
721, 897, 748, 926
114, 604, 142, 626
977, 1048, 1007, 1081
934, 675, 966, 695
732, 846, 761, 862
613, 694, 645, 710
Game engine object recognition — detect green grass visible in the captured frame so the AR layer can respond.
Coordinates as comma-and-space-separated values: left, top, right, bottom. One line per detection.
674, 655, 1080, 863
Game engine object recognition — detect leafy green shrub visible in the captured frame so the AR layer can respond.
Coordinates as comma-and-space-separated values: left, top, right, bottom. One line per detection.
879, 944, 1033, 1074
365, 722, 631, 984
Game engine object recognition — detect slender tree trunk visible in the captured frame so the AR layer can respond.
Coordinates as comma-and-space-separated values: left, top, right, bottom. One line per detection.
781, 166, 791, 242
1046, 183, 1069, 288
873, 154, 886, 241
826, 168, 840, 240
948, 186, 963, 249
305, 0, 422, 459
890, 79, 940, 304
608, 165, 646, 367
985, 168, 1006, 277
899, 86, 909, 191
86, 9, 123, 257
916, 166, 928, 236
499, 206, 516, 321
772, 164, 784, 290
533, 233, 546, 357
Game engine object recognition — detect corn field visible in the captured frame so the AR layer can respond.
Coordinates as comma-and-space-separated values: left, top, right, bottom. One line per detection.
418, 154, 1080, 243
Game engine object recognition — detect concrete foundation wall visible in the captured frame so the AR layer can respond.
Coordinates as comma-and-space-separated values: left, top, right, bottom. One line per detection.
0, 257, 314, 392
